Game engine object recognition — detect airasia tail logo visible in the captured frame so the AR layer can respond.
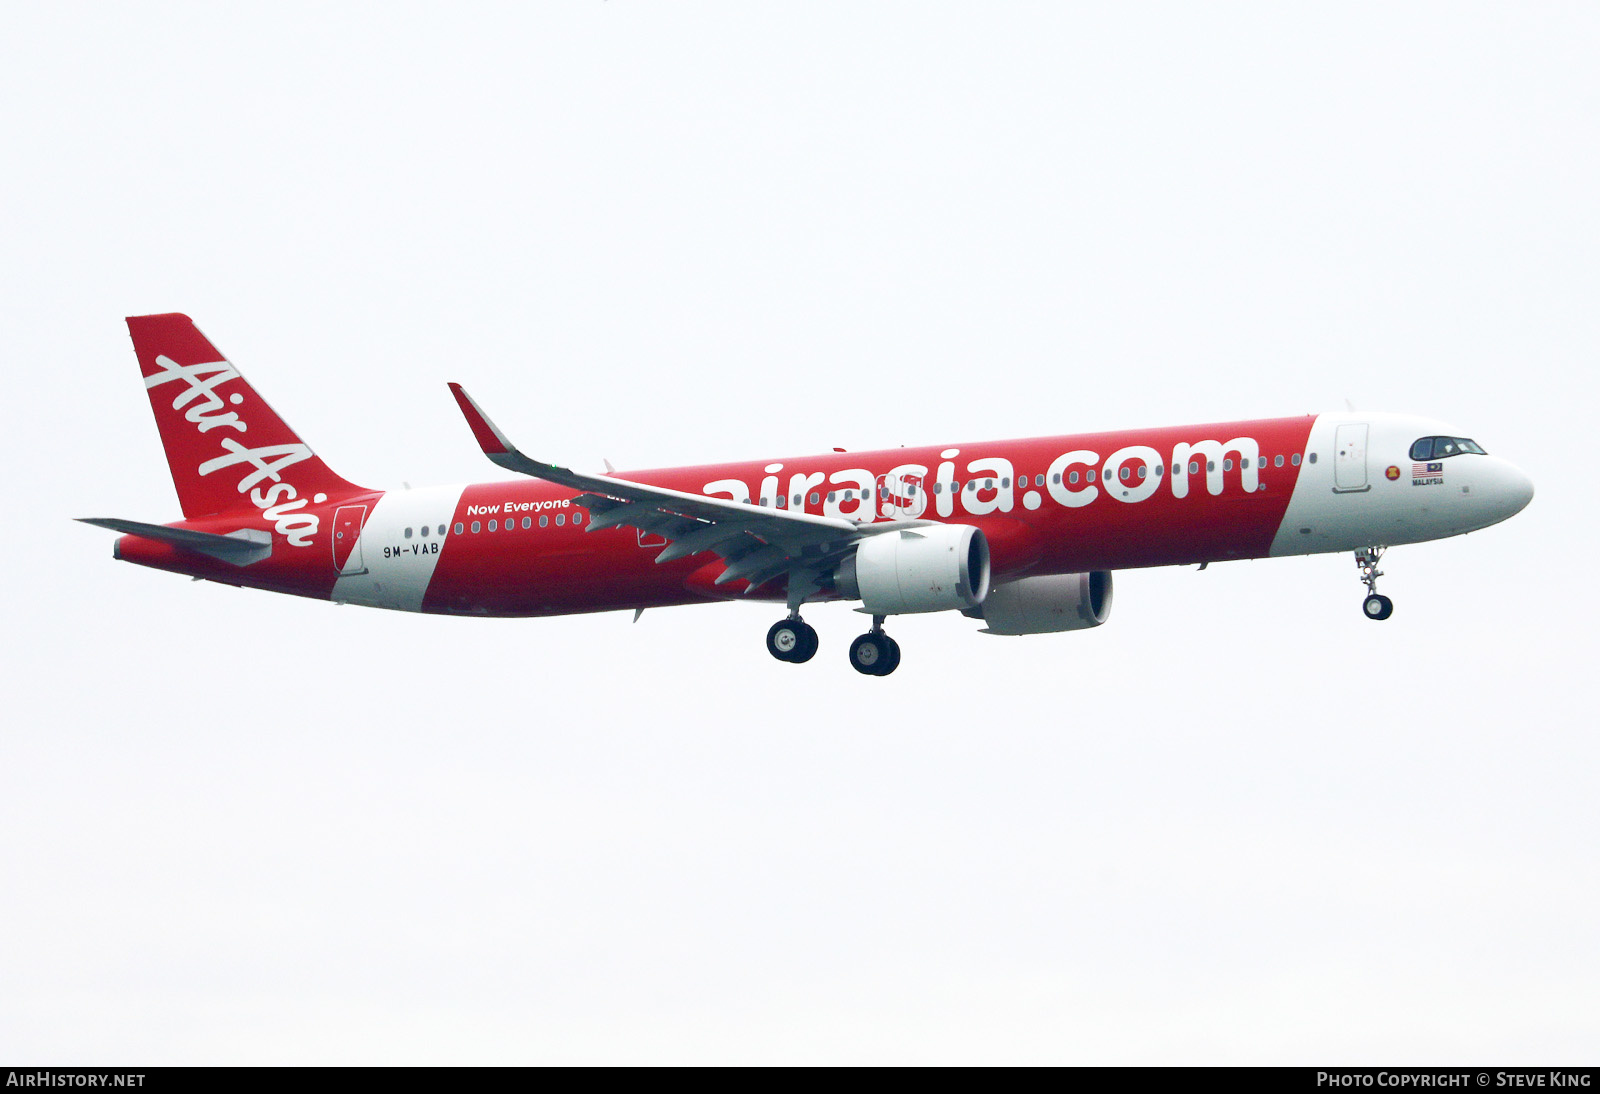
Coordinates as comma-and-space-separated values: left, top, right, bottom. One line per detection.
145, 355, 323, 546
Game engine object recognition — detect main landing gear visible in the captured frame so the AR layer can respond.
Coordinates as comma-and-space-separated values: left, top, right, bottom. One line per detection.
765, 613, 902, 675
848, 616, 901, 677
766, 615, 819, 663
1356, 546, 1394, 621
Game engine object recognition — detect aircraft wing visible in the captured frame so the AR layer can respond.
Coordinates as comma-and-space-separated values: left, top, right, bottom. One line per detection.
448, 384, 868, 593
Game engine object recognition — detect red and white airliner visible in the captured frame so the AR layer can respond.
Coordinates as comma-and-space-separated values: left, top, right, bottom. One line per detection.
83, 314, 1535, 675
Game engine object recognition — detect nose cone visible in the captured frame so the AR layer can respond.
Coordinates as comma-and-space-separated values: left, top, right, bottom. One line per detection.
1484, 458, 1535, 523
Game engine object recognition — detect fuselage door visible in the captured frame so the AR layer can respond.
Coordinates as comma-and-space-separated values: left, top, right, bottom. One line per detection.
1334, 423, 1370, 493
333, 505, 368, 575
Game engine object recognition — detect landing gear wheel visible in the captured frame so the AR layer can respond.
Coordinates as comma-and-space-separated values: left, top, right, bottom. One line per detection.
1362, 594, 1394, 621
1354, 547, 1394, 622
767, 619, 818, 662
879, 635, 901, 675
848, 632, 900, 676
792, 621, 819, 662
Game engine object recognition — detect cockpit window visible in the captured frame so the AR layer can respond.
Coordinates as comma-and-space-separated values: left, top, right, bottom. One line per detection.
1410, 436, 1486, 461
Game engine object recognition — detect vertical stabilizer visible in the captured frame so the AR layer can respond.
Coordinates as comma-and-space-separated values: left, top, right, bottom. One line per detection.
126, 313, 366, 519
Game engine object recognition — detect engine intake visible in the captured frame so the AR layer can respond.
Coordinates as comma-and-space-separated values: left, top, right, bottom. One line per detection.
835, 525, 991, 615
968, 571, 1113, 635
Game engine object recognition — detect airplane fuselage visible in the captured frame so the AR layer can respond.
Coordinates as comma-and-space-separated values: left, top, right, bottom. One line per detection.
89, 314, 1535, 673
113, 410, 1533, 618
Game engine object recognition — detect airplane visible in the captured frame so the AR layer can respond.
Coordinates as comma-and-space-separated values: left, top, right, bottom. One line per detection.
81, 313, 1535, 676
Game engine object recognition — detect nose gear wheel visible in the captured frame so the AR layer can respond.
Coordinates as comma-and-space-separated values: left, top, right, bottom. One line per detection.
1355, 547, 1394, 621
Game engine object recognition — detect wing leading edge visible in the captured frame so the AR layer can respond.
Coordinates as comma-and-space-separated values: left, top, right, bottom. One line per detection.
447, 384, 870, 601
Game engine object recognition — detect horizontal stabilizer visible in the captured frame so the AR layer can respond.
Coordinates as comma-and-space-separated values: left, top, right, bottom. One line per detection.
77, 518, 273, 565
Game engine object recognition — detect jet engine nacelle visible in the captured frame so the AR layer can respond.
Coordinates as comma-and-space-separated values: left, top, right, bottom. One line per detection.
967, 571, 1113, 635
835, 525, 991, 615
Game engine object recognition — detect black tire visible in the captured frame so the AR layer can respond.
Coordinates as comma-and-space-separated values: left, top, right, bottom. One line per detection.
791, 621, 819, 663
767, 620, 802, 661
849, 632, 889, 675
1363, 594, 1394, 621
876, 636, 901, 676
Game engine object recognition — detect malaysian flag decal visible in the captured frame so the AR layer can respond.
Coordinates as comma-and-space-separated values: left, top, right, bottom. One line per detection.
1412, 461, 1445, 484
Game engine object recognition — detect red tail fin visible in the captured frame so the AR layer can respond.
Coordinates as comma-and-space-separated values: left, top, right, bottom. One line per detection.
127, 314, 366, 520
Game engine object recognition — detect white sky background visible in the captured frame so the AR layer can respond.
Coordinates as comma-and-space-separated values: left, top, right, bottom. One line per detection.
1, 2, 1596, 1064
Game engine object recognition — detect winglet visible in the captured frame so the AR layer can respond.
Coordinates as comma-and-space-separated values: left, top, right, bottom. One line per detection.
448, 383, 514, 456
447, 383, 571, 483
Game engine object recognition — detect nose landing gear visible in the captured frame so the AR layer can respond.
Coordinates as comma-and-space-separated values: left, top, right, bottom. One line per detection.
848, 615, 901, 676
1356, 546, 1394, 620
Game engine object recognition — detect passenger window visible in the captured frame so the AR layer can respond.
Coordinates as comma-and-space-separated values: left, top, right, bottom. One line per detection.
1087, 470, 1097, 483
810, 492, 820, 505
1274, 455, 1284, 468
420, 525, 428, 538
522, 517, 532, 529
557, 513, 565, 526
471, 521, 481, 533
1052, 474, 1060, 485
1119, 467, 1130, 481
1207, 461, 1215, 472
454, 522, 464, 535
1224, 459, 1233, 471
537, 515, 546, 528
488, 520, 497, 531
1137, 465, 1147, 479
828, 491, 837, 502
1069, 471, 1079, 484
404, 526, 412, 539
1188, 462, 1199, 475
574, 511, 583, 525
1291, 453, 1301, 466
1308, 453, 1318, 464
438, 525, 445, 537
